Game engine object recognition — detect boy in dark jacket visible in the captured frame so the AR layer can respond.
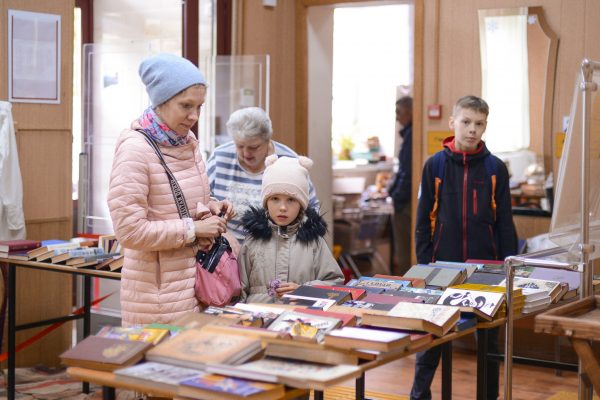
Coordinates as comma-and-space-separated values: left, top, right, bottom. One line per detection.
411, 95, 518, 400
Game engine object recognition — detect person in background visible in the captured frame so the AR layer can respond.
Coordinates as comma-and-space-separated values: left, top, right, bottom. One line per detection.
411, 95, 518, 400
107, 53, 234, 326
360, 171, 391, 206
238, 155, 344, 304
388, 96, 413, 275
207, 107, 319, 242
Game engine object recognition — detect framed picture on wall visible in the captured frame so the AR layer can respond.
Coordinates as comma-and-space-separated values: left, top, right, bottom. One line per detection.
8, 9, 61, 104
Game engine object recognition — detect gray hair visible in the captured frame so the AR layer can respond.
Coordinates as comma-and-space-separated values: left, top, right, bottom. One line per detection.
453, 95, 489, 117
396, 96, 413, 111
226, 107, 273, 141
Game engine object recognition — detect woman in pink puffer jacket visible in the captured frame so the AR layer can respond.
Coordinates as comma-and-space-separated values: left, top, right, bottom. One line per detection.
107, 54, 234, 326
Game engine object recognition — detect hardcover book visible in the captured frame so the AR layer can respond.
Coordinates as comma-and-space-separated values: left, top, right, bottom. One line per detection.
145, 329, 262, 369
0, 250, 30, 260
51, 247, 104, 264
363, 292, 424, 305
96, 326, 169, 345
324, 326, 410, 352
373, 274, 427, 288
267, 310, 341, 342
279, 295, 337, 310
312, 284, 366, 300
437, 287, 505, 320
26, 240, 75, 259
338, 299, 396, 312
292, 307, 357, 327
59, 335, 151, 371
352, 276, 411, 291
0, 239, 41, 253
206, 356, 362, 390
404, 264, 465, 288
383, 287, 442, 304
465, 272, 507, 286
114, 361, 204, 393
499, 277, 562, 302
361, 302, 460, 336
288, 285, 351, 304
529, 267, 581, 291
263, 338, 359, 365
179, 373, 285, 400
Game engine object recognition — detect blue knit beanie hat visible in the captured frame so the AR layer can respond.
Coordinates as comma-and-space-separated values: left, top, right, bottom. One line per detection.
139, 53, 207, 107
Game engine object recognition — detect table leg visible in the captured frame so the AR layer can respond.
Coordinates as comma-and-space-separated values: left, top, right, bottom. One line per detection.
476, 328, 489, 400
7, 263, 16, 400
313, 390, 324, 400
571, 338, 600, 397
355, 372, 366, 400
82, 276, 92, 394
102, 386, 116, 400
441, 341, 452, 400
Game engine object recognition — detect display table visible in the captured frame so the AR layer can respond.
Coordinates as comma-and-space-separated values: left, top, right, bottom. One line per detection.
535, 295, 600, 396
0, 257, 121, 400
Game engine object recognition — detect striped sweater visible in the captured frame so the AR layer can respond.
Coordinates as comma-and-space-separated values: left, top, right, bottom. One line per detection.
207, 140, 319, 240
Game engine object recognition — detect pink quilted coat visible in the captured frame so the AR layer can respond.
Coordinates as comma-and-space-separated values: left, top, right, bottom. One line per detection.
107, 124, 210, 326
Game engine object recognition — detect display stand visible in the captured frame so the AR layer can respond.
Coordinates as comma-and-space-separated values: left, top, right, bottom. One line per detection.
503, 59, 600, 400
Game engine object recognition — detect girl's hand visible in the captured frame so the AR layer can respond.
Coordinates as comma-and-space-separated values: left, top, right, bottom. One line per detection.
194, 215, 226, 238
208, 200, 236, 221
196, 237, 215, 249
275, 282, 300, 297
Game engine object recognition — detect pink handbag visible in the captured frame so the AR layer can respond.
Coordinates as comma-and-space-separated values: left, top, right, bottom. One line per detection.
194, 233, 241, 307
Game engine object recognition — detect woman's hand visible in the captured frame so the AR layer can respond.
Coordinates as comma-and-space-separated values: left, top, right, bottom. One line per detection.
275, 282, 300, 297
194, 215, 226, 238
208, 199, 236, 220
196, 237, 215, 249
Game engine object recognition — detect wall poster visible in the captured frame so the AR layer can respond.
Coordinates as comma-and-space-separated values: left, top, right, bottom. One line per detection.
8, 9, 61, 104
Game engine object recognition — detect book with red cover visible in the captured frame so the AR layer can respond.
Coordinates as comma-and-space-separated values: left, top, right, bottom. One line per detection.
373, 274, 426, 288
312, 285, 366, 300
465, 259, 504, 265
292, 307, 357, 327
0, 239, 41, 253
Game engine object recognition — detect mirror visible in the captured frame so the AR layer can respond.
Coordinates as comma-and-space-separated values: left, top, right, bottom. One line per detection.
478, 7, 558, 177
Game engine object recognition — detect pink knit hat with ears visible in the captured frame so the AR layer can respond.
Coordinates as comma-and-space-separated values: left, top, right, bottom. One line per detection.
261, 155, 314, 209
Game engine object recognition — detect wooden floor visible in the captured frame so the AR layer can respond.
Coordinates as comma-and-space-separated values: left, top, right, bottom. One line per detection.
336, 348, 580, 399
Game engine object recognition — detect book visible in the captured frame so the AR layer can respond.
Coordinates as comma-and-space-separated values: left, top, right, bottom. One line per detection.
0, 239, 41, 253
114, 361, 204, 393
338, 299, 396, 312
292, 307, 357, 327
373, 274, 427, 288
108, 255, 124, 271
59, 335, 151, 372
465, 272, 507, 286
96, 325, 169, 345
145, 329, 262, 369
230, 303, 285, 327
263, 338, 359, 365
383, 287, 442, 304
204, 306, 264, 327
437, 287, 505, 320
324, 326, 410, 352
206, 356, 362, 390
267, 310, 341, 342
288, 285, 352, 304
51, 247, 104, 264
26, 240, 75, 259
312, 284, 367, 300
499, 277, 562, 302
172, 310, 242, 330
200, 324, 291, 340
363, 292, 425, 305
279, 295, 337, 310
66, 252, 120, 266
404, 264, 465, 288
0, 250, 30, 260
529, 267, 581, 291
430, 261, 479, 277
352, 276, 411, 291
361, 302, 460, 336
179, 373, 285, 400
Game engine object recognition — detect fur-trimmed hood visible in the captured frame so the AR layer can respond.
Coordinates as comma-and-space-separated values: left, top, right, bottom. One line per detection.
240, 206, 327, 244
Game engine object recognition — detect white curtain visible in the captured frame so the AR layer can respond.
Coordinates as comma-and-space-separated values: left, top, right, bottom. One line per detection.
480, 13, 530, 152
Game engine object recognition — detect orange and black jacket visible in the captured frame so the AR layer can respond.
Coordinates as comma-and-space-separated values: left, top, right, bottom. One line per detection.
415, 137, 518, 264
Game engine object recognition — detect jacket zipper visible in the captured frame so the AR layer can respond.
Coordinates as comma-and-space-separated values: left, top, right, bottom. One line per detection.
462, 154, 468, 260
488, 224, 498, 259
473, 189, 478, 215
432, 223, 444, 262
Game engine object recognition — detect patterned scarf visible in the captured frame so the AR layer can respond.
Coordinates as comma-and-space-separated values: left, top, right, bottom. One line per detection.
137, 107, 189, 146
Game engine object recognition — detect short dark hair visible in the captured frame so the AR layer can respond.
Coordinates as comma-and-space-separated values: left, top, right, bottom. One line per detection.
453, 95, 489, 117
396, 96, 413, 111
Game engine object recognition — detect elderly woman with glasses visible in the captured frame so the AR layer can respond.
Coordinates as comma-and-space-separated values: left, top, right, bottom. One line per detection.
207, 107, 319, 242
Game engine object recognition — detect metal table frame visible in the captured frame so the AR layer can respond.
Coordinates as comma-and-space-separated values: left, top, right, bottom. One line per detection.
0, 258, 120, 400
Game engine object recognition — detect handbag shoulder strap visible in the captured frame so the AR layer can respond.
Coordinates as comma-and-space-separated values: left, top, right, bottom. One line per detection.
135, 129, 191, 219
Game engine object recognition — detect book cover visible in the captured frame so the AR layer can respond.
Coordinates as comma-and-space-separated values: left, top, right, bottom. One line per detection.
114, 361, 204, 392
279, 295, 336, 310
96, 326, 169, 345
0, 239, 41, 253
373, 274, 427, 288
26, 240, 74, 259
0, 250, 30, 260
403, 264, 437, 281
353, 276, 411, 291
206, 357, 362, 390
529, 267, 581, 291
430, 261, 478, 277
499, 277, 562, 301
172, 311, 241, 330
437, 287, 505, 319
263, 338, 358, 365
145, 329, 262, 369
51, 247, 104, 264
267, 310, 341, 341
59, 335, 151, 372
66, 252, 120, 266
291, 307, 357, 327
324, 326, 410, 352
288, 285, 351, 304
312, 285, 366, 300
362, 302, 460, 336
465, 272, 506, 286
339, 299, 396, 312
179, 373, 284, 399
